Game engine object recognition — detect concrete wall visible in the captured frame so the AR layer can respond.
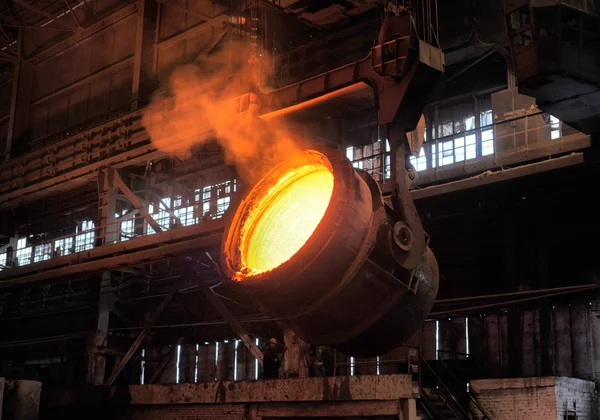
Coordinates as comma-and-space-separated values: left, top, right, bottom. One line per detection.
470, 377, 597, 420
555, 377, 597, 419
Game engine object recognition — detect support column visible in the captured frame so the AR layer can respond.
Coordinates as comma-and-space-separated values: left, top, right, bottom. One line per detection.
97, 168, 119, 246
5, 29, 33, 160
86, 169, 119, 385
400, 398, 417, 420
86, 272, 116, 385
537, 207, 554, 376
3, 380, 41, 420
0, 377, 4, 420
131, 0, 158, 109
283, 327, 304, 378
504, 209, 523, 377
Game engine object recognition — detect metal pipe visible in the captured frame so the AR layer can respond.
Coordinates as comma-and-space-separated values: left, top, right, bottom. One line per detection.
430, 285, 600, 317
0, 305, 92, 321
0, 23, 74, 32
108, 315, 273, 331
434, 284, 598, 304
0, 332, 88, 348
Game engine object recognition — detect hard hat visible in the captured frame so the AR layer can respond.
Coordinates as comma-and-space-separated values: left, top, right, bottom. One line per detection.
269, 338, 277, 344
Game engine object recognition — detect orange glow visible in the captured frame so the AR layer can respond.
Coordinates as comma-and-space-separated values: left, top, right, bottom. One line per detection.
238, 163, 334, 278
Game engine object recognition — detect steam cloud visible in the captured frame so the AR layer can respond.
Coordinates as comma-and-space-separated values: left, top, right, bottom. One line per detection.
142, 41, 303, 185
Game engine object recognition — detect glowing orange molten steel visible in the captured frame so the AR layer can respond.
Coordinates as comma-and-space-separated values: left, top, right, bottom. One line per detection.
236, 160, 334, 279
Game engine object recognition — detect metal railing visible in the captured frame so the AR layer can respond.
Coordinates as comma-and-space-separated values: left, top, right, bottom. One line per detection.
420, 353, 490, 420
419, 112, 578, 177
437, 356, 490, 419
332, 345, 419, 377
420, 355, 469, 419
347, 112, 587, 190
0, 192, 237, 271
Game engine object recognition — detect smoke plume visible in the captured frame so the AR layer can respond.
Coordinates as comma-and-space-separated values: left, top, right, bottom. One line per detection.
142, 41, 303, 185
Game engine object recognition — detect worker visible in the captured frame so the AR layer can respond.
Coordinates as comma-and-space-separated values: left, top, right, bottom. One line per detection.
262, 337, 284, 379
310, 345, 332, 377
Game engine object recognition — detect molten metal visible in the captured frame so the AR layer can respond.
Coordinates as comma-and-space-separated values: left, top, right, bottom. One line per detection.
222, 147, 439, 357
239, 164, 334, 277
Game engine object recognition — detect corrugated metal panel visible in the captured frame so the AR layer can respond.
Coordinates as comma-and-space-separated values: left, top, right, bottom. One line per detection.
553, 305, 573, 376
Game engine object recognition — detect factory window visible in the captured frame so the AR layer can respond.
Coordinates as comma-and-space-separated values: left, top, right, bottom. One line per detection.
75, 220, 95, 252
33, 242, 52, 263
481, 129, 494, 156
350, 356, 355, 376
234, 340, 239, 381
480, 109, 493, 127
176, 344, 182, 384
147, 198, 172, 234
465, 317, 470, 358
435, 320, 440, 360
550, 115, 561, 139
433, 101, 481, 166
409, 147, 427, 171
173, 197, 196, 227
118, 210, 135, 241
140, 349, 146, 385
508, 7, 533, 49
0, 251, 6, 270
201, 180, 236, 220
254, 338, 260, 380
54, 237, 73, 256
215, 342, 220, 381
433, 135, 477, 167
15, 237, 32, 266
195, 344, 200, 383
508, 7, 530, 31
345, 139, 391, 181
480, 103, 495, 156
437, 101, 475, 139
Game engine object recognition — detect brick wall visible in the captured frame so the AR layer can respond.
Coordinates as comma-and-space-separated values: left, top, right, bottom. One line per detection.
469, 377, 597, 420
125, 404, 246, 420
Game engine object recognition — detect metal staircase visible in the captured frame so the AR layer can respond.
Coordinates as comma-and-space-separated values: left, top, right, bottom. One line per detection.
417, 354, 490, 420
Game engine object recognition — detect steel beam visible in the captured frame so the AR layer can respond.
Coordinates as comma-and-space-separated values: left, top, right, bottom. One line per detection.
30, 2, 138, 64
193, 255, 264, 365
0, 50, 16, 62
5, 31, 32, 161
0, 13, 21, 25
0, 224, 224, 289
410, 153, 585, 200
14, 0, 56, 21
63, 0, 82, 29
97, 168, 119, 245
155, 14, 229, 50
131, 0, 145, 110
86, 272, 116, 385
31, 54, 134, 106
106, 275, 183, 385
110, 166, 163, 233
12, 0, 76, 32
0, 377, 4, 419
194, 28, 227, 63
0, 22, 73, 32
154, 0, 220, 26
0, 25, 15, 54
